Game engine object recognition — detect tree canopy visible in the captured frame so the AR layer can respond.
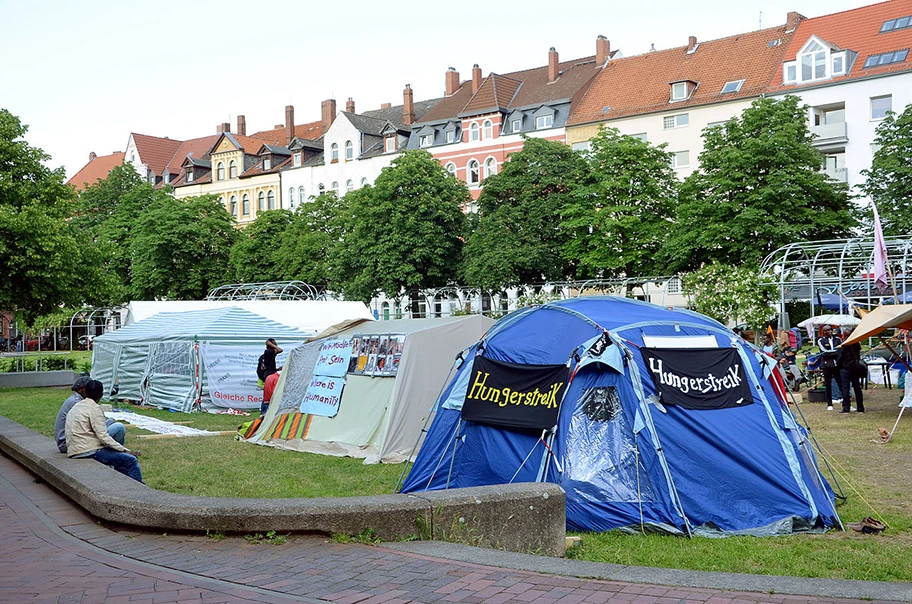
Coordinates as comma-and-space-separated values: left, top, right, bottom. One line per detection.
228, 209, 294, 283
860, 103, 912, 235
663, 96, 855, 272
274, 192, 345, 286
462, 137, 587, 291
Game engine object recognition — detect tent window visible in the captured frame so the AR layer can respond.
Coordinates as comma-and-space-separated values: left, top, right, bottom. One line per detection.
581, 386, 621, 422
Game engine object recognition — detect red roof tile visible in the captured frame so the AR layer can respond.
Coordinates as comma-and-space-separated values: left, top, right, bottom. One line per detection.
166, 135, 220, 175
67, 152, 124, 192
767, 0, 912, 92
569, 25, 794, 126
130, 133, 183, 176
250, 119, 323, 144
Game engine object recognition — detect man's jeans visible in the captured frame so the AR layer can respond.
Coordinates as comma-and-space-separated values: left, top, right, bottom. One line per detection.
105, 420, 126, 445
90, 447, 143, 483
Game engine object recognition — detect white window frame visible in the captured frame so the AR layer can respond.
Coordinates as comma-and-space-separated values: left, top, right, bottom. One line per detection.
293, 153, 301, 167
871, 95, 892, 120
671, 82, 688, 101
468, 159, 480, 186
229, 159, 237, 178
267, 190, 275, 210
318, 183, 325, 194
571, 141, 591, 153
258, 191, 265, 212
483, 119, 493, 140
419, 133, 433, 147
263, 157, 271, 170
288, 188, 294, 207
330, 143, 339, 162
186, 169, 193, 183
535, 115, 553, 129
331, 181, 339, 195
298, 186, 305, 205
470, 122, 480, 141
344, 140, 353, 161
671, 150, 690, 169
345, 179, 353, 193
385, 136, 395, 152
720, 80, 744, 94
242, 194, 250, 215
229, 195, 237, 216
784, 63, 797, 84
360, 178, 368, 187
663, 114, 689, 129
511, 119, 521, 133
216, 162, 224, 181
483, 157, 497, 178
445, 162, 457, 177
446, 130, 456, 144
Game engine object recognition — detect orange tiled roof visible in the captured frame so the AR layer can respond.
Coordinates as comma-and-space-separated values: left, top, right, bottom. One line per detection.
67, 152, 124, 192
767, 0, 912, 92
250, 119, 323, 144
569, 25, 793, 126
166, 135, 220, 175
130, 133, 183, 176
209, 133, 283, 155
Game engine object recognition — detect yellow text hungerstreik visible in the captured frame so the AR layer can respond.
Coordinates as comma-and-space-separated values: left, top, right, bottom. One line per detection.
467, 371, 564, 408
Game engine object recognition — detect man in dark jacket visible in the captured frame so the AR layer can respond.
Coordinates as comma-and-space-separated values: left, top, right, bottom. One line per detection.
837, 328, 865, 413
817, 325, 840, 410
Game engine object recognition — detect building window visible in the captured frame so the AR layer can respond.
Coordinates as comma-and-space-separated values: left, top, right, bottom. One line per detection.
298, 186, 305, 204
360, 178, 368, 187
344, 140, 353, 160
446, 130, 456, 143
293, 153, 301, 167
470, 122, 480, 141
419, 133, 433, 147
345, 179, 353, 193
671, 151, 690, 169
445, 162, 457, 177
468, 160, 480, 185
318, 183, 325, 194
863, 49, 909, 68
484, 157, 497, 178
258, 192, 266, 211
288, 188, 295, 208
267, 190, 275, 209
483, 119, 493, 139
331, 181, 339, 195
229, 195, 237, 216
629, 132, 648, 141
265, 157, 273, 170
663, 113, 689, 129
800, 40, 827, 81
242, 194, 250, 215
385, 136, 395, 152
881, 16, 912, 32
185, 169, 193, 183
216, 162, 224, 181
229, 159, 237, 178
511, 119, 521, 133
535, 115, 553, 129
666, 277, 682, 294
784, 64, 797, 84
571, 141, 591, 153
330, 143, 339, 162
720, 79, 744, 94
671, 82, 688, 101
871, 95, 892, 120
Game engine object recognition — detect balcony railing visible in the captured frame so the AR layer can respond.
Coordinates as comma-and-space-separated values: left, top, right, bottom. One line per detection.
823, 166, 848, 182
811, 121, 848, 146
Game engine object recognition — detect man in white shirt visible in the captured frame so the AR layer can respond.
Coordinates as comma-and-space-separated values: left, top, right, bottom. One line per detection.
65, 380, 142, 482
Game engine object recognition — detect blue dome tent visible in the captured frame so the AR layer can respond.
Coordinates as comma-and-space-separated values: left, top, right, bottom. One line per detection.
401, 297, 841, 536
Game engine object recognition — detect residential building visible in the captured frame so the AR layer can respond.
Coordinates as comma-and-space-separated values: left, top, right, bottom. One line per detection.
766, 0, 912, 191
123, 133, 184, 186
281, 88, 440, 208
566, 20, 797, 179
406, 37, 614, 206
67, 151, 124, 192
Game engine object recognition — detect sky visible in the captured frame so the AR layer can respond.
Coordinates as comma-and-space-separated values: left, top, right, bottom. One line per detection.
1, 0, 872, 180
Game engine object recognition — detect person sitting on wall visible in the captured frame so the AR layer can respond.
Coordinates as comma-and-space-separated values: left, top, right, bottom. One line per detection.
65, 379, 143, 483
55, 376, 125, 454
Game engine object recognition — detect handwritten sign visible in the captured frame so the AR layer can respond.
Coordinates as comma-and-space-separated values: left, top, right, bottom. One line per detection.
300, 375, 344, 417
313, 338, 354, 378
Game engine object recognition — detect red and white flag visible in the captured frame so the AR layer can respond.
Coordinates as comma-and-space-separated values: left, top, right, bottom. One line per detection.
872, 201, 889, 291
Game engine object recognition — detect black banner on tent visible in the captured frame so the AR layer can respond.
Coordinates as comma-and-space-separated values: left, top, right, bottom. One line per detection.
640, 347, 754, 410
461, 356, 568, 430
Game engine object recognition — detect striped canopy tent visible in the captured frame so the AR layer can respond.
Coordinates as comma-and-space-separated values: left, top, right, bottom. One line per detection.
91, 307, 307, 412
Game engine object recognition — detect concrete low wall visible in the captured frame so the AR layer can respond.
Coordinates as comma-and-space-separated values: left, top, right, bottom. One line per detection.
0, 416, 566, 556
0, 370, 77, 389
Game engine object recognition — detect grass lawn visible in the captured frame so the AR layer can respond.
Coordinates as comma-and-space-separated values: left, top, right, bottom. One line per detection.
1, 384, 911, 581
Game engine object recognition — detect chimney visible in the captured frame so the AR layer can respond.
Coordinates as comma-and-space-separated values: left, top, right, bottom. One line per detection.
548, 47, 559, 82
346, 98, 355, 113
216, 122, 230, 133
285, 105, 295, 145
321, 99, 337, 133
237, 115, 246, 136
786, 11, 805, 32
445, 67, 460, 95
472, 64, 482, 93
89, 151, 97, 162
402, 84, 415, 125
381, 102, 392, 109
596, 36, 611, 66
688, 36, 697, 52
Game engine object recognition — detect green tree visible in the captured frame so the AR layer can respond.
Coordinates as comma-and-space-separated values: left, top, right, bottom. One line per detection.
129, 194, 238, 300
333, 151, 468, 302
860, 104, 912, 235
462, 137, 588, 291
0, 109, 115, 321
562, 128, 677, 279
663, 96, 855, 272
683, 262, 775, 330
228, 209, 294, 283
275, 193, 344, 286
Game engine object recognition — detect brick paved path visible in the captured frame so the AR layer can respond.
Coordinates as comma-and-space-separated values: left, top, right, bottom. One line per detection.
0, 452, 902, 603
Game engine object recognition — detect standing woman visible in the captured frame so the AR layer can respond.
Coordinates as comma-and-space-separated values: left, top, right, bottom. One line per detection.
836, 328, 865, 414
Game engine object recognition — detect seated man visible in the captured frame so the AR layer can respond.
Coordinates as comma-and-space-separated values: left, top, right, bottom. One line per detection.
55, 376, 125, 454
65, 379, 143, 483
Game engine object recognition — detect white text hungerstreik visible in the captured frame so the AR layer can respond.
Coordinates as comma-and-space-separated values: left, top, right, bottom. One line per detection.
647, 358, 742, 394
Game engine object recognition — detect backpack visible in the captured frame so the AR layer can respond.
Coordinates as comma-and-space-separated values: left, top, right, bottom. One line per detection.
256, 354, 267, 381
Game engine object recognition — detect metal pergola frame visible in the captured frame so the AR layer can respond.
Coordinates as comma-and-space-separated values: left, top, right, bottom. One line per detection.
206, 281, 328, 301
760, 235, 912, 328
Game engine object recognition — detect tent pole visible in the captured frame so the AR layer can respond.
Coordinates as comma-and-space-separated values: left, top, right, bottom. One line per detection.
785, 386, 848, 502
444, 419, 463, 490
510, 431, 545, 484
881, 334, 910, 443
424, 419, 462, 491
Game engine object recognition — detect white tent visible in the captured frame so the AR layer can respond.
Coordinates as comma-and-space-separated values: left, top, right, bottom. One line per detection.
91, 307, 308, 412
124, 300, 374, 336
245, 315, 495, 463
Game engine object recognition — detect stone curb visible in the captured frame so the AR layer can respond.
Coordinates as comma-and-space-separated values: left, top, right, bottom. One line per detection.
0, 415, 566, 556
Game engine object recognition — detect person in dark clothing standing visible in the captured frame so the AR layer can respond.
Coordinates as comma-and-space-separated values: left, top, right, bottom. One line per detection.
257, 338, 283, 387
817, 325, 840, 410
837, 328, 865, 413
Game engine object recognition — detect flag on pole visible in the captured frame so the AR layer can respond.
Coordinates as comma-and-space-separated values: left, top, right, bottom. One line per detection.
872, 201, 889, 291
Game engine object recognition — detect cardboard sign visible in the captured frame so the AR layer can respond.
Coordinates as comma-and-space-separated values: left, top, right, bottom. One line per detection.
313, 338, 354, 378
300, 375, 344, 417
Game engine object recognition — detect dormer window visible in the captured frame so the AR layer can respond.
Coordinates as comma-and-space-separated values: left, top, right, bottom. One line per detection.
512, 118, 521, 133
782, 37, 853, 85
263, 157, 272, 170
446, 130, 456, 143
293, 153, 301, 167
385, 136, 396, 153
419, 133, 433, 147
671, 82, 688, 101
535, 115, 553, 129
186, 169, 193, 183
